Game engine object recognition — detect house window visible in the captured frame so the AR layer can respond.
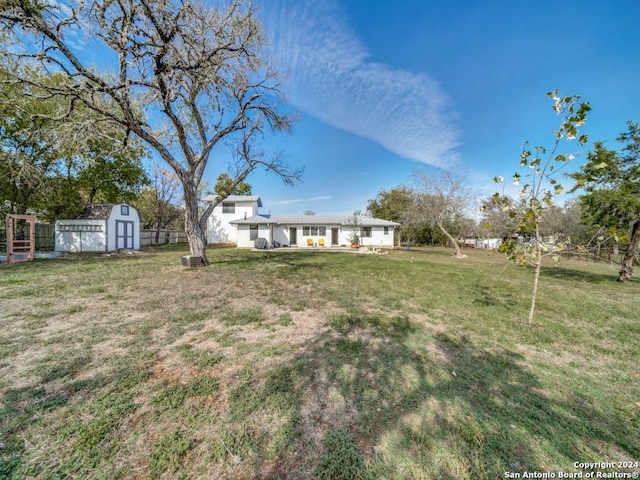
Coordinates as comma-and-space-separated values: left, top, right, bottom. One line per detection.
222, 202, 235, 214
121, 205, 129, 216
361, 227, 372, 238
302, 226, 326, 236
249, 225, 258, 240
384, 227, 389, 235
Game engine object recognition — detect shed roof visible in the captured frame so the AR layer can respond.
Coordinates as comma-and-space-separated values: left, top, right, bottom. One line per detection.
75, 204, 116, 220
230, 214, 399, 227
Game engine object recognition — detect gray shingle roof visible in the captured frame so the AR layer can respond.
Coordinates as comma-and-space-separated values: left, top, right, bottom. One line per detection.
76, 204, 117, 220
230, 214, 399, 227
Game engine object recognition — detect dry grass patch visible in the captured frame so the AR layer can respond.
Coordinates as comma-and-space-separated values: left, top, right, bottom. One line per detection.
1, 246, 638, 479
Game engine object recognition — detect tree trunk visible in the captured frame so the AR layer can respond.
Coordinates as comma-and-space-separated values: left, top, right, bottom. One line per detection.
528, 238, 543, 324
618, 220, 640, 282
154, 211, 163, 246
437, 221, 463, 258
183, 185, 209, 265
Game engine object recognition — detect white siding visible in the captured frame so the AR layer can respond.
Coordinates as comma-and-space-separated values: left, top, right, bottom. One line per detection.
235, 225, 395, 248
55, 204, 141, 252
273, 226, 290, 246
207, 200, 259, 243
107, 204, 141, 250
236, 224, 271, 248
55, 220, 107, 252
360, 226, 395, 248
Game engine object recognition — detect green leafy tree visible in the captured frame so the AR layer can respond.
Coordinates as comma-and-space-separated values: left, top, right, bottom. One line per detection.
76, 139, 149, 204
0, 62, 149, 220
0, 66, 65, 217
367, 186, 419, 245
213, 173, 252, 197
571, 122, 640, 282
1, 0, 302, 265
496, 90, 590, 322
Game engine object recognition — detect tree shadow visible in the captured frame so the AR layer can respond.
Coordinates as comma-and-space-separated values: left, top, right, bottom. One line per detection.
540, 265, 625, 284
243, 321, 637, 479
211, 250, 333, 273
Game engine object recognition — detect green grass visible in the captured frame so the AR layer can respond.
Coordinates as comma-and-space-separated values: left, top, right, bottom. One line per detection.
0, 246, 638, 479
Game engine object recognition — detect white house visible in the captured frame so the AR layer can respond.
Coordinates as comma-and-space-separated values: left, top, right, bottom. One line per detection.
55, 203, 141, 252
205, 195, 399, 249
205, 195, 262, 244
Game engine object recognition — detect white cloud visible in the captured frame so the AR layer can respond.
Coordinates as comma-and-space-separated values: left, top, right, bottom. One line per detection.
269, 195, 332, 206
263, 0, 460, 167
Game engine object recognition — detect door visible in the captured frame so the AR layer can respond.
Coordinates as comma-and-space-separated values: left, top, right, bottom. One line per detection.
116, 220, 134, 250
331, 227, 339, 246
290, 227, 297, 246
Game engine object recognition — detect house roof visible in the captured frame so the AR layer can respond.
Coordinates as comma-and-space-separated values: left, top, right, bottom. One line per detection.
204, 194, 262, 207
230, 214, 400, 227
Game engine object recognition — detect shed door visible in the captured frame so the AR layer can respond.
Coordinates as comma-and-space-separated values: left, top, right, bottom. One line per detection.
116, 220, 134, 250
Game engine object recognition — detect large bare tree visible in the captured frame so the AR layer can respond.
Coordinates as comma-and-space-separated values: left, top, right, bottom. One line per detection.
403, 169, 472, 258
0, 0, 301, 264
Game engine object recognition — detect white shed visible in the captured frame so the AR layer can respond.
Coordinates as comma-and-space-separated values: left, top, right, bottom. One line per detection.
55, 203, 141, 253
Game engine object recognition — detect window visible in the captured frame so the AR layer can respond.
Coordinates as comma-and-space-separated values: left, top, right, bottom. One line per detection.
222, 202, 235, 214
249, 225, 258, 240
302, 226, 326, 236
384, 227, 389, 235
121, 205, 129, 216
361, 227, 372, 238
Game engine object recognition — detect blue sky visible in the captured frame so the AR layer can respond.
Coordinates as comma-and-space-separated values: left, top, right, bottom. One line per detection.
225, 0, 640, 216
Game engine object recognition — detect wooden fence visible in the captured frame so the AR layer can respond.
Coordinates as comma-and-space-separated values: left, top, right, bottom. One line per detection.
561, 246, 636, 265
2, 223, 187, 252
140, 230, 188, 246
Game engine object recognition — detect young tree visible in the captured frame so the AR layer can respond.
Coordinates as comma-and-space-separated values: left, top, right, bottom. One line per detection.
1, 0, 301, 265
134, 161, 183, 245
497, 91, 590, 322
404, 169, 471, 258
571, 122, 640, 282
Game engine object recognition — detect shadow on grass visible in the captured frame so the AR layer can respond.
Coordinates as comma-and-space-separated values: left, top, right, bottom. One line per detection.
540, 264, 626, 284
243, 322, 637, 479
0, 356, 152, 478
211, 250, 334, 273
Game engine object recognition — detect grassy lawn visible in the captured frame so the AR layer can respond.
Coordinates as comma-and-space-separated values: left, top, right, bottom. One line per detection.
1, 246, 638, 479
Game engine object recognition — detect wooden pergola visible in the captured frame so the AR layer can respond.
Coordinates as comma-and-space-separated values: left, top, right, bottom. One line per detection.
6, 215, 36, 264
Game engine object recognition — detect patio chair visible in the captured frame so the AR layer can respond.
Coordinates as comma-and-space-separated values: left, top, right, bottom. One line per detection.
307, 238, 314, 247
319, 238, 325, 247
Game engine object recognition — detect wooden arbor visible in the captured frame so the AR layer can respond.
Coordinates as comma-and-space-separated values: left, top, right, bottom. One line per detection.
6, 215, 35, 264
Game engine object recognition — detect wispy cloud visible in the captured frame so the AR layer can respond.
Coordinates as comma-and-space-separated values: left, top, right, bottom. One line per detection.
269, 195, 332, 206
264, 0, 460, 167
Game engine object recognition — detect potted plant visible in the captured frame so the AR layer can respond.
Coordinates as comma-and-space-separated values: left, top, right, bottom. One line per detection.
349, 232, 360, 249
346, 211, 361, 248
